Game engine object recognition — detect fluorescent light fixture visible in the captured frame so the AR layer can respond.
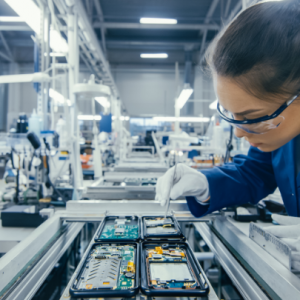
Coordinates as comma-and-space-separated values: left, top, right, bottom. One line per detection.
176, 84, 194, 109
140, 18, 177, 24
50, 27, 69, 53
44, 52, 66, 57
0, 16, 23, 22
209, 99, 218, 110
95, 97, 110, 108
125, 116, 130, 121
49, 88, 71, 106
153, 117, 210, 123
4, 0, 41, 34
78, 115, 102, 121
141, 53, 168, 59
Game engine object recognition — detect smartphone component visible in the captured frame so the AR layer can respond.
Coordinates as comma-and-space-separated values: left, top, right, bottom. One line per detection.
95, 216, 139, 242
70, 243, 139, 298
142, 216, 184, 240
141, 242, 209, 297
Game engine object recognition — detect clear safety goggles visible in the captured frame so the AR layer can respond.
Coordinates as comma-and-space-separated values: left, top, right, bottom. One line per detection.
217, 94, 299, 134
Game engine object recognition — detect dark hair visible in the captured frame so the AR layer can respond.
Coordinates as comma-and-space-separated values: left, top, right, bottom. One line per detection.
206, 0, 300, 101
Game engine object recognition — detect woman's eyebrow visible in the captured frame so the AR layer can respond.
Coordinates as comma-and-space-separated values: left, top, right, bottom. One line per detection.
233, 108, 264, 116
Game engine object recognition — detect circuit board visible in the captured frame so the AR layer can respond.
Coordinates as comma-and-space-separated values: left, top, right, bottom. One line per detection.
99, 217, 139, 240
73, 244, 136, 292
144, 217, 178, 236
146, 246, 199, 290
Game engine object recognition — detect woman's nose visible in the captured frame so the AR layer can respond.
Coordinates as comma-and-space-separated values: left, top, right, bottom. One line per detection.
234, 127, 248, 138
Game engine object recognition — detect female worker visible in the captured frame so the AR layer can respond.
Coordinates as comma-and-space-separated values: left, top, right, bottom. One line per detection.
155, 0, 300, 270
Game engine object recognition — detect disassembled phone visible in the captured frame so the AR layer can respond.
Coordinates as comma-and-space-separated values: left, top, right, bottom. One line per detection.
95, 216, 140, 242
70, 242, 139, 298
141, 216, 184, 240
141, 242, 209, 296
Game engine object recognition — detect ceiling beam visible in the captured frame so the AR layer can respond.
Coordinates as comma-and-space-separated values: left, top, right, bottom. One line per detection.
224, 0, 232, 19
199, 0, 220, 57
198, 0, 242, 65
0, 32, 14, 61
0, 24, 31, 31
0, 22, 220, 32
225, 0, 242, 25
93, 0, 107, 56
0, 51, 13, 62
106, 39, 203, 50
94, 22, 220, 31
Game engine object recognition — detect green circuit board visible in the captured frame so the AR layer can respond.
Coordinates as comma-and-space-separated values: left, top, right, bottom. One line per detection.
74, 244, 136, 291
99, 217, 139, 240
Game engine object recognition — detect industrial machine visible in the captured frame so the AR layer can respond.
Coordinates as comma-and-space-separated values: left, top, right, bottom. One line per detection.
84, 172, 163, 200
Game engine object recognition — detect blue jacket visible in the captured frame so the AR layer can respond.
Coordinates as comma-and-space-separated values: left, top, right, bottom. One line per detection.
186, 137, 300, 217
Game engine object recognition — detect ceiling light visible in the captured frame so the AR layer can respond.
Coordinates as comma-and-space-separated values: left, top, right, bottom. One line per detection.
140, 53, 168, 59
140, 18, 177, 24
49, 88, 71, 106
209, 99, 218, 110
4, 0, 41, 34
153, 117, 210, 123
0, 16, 23, 22
176, 84, 194, 109
95, 97, 110, 108
78, 115, 102, 121
50, 27, 69, 53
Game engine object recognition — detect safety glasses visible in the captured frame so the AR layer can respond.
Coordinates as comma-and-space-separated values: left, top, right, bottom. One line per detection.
217, 93, 299, 134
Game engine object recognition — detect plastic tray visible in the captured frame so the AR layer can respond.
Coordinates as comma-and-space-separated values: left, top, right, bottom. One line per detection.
140, 241, 209, 297
69, 242, 140, 298
94, 216, 140, 242
141, 215, 185, 241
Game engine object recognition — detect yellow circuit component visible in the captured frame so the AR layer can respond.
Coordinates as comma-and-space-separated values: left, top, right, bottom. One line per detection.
148, 253, 152, 258
60, 151, 69, 155
162, 224, 171, 228
39, 198, 51, 203
127, 262, 135, 272
155, 247, 163, 254
151, 280, 157, 285
184, 282, 192, 288
180, 252, 185, 257
86, 284, 93, 289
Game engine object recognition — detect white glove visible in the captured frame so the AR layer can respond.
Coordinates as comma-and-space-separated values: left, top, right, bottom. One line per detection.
264, 214, 300, 271
155, 163, 209, 206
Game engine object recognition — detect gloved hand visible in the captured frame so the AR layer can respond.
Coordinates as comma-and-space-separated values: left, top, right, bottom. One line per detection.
155, 163, 209, 206
264, 214, 300, 271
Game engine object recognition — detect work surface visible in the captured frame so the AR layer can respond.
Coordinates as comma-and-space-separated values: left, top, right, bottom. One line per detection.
195, 216, 300, 300
0, 220, 35, 255
2, 200, 300, 300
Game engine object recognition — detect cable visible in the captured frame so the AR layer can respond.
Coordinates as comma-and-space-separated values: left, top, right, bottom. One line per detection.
224, 125, 233, 163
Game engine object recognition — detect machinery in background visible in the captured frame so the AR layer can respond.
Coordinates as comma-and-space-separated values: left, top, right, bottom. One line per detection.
2, 131, 73, 206
83, 175, 159, 200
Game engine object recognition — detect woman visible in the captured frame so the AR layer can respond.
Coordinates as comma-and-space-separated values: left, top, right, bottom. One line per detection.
155, 0, 300, 268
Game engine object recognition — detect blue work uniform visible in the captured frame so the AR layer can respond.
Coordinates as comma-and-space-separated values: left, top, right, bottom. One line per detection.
186, 136, 300, 217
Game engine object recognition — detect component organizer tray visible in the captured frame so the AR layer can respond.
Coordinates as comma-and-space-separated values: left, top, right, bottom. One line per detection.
141, 215, 185, 241
141, 241, 209, 297
95, 216, 140, 242
70, 242, 139, 298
